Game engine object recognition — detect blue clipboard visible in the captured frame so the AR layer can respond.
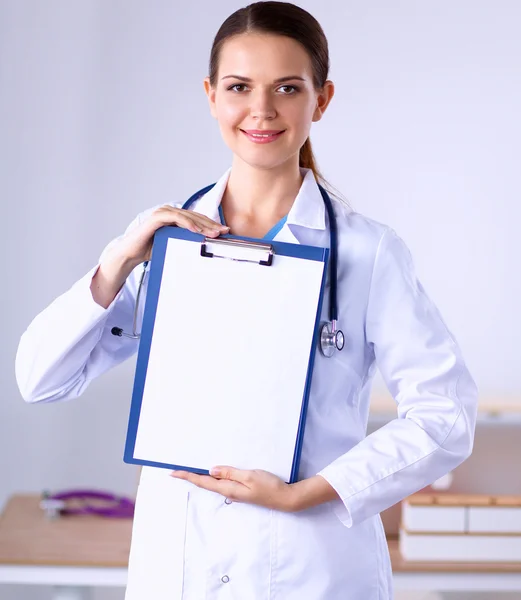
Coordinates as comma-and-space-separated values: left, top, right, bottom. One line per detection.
124, 226, 329, 483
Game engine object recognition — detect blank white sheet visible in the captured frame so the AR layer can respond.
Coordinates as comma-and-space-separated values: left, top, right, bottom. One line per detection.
132, 236, 325, 482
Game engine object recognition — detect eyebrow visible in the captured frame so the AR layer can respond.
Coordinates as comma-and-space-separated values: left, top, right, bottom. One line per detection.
221, 75, 306, 83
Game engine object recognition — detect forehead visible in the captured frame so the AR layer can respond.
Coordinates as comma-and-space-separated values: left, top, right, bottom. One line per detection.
217, 33, 314, 80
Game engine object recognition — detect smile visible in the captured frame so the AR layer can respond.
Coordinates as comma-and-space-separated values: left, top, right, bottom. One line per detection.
240, 130, 285, 144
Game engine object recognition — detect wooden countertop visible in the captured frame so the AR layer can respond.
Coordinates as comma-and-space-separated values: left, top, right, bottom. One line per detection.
0, 494, 132, 567
405, 492, 521, 507
1, 495, 521, 572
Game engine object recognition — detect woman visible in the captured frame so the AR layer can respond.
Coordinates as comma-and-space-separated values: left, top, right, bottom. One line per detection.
16, 2, 478, 598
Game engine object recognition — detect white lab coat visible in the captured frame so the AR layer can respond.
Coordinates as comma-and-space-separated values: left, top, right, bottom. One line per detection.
16, 167, 478, 599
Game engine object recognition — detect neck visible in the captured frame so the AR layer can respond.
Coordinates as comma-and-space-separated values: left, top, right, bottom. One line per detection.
223, 157, 304, 221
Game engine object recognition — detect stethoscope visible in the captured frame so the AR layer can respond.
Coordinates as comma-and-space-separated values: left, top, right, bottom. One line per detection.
111, 184, 344, 357
39, 489, 135, 520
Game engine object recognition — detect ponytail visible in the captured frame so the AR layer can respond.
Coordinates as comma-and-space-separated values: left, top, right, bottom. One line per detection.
299, 138, 324, 183
299, 137, 351, 209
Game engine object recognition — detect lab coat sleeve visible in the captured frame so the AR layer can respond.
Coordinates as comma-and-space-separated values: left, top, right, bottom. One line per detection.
15, 209, 154, 404
317, 227, 479, 527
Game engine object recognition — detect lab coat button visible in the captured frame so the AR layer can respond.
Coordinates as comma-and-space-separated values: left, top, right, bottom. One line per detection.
221, 575, 230, 583
224, 498, 232, 505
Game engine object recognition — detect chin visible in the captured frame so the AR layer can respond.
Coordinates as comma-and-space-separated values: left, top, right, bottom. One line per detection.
242, 158, 290, 172
234, 148, 298, 172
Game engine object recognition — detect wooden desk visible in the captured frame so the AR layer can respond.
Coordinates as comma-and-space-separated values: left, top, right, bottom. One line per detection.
0, 494, 131, 600
0, 494, 132, 567
1, 495, 521, 599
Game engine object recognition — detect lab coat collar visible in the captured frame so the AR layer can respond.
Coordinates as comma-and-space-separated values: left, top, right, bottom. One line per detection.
287, 168, 326, 231
192, 167, 326, 231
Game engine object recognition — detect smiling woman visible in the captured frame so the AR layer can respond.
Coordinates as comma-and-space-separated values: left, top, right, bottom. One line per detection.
205, 27, 333, 187
201, 10, 335, 238
15, 2, 478, 599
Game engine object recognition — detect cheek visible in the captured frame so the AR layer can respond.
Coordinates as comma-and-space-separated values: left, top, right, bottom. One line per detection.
285, 105, 313, 140
216, 99, 244, 127
281, 97, 315, 125
298, 97, 317, 121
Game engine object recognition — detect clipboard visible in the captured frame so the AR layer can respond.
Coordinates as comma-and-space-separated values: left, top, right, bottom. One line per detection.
124, 227, 329, 483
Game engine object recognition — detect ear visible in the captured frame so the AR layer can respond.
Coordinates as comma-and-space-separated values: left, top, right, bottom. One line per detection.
204, 77, 217, 119
312, 80, 335, 122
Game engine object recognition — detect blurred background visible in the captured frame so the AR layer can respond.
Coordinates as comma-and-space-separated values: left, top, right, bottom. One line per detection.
1, 1, 520, 598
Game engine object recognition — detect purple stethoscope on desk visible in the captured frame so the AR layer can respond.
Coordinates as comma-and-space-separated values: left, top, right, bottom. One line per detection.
40, 489, 135, 519
111, 183, 345, 357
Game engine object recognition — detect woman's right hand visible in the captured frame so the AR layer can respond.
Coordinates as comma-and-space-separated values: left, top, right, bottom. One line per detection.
116, 205, 230, 267
91, 206, 229, 309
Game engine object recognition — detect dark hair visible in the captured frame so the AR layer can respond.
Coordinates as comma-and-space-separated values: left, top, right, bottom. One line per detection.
208, 1, 329, 185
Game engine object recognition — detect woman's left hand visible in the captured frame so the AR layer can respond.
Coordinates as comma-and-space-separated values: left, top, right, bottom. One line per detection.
170, 466, 297, 512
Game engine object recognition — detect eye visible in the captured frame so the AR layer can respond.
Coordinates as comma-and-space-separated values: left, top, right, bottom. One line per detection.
228, 84, 249, 93
278, 85, 299, 95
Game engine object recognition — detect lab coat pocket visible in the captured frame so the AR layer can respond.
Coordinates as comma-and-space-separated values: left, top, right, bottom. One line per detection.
125, 468, 189, 600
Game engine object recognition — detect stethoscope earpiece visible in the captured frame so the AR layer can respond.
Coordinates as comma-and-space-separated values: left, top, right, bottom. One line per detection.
111, 326, 139, 339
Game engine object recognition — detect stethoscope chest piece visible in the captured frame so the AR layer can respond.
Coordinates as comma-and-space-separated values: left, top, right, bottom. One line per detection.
320, 321, 345, 357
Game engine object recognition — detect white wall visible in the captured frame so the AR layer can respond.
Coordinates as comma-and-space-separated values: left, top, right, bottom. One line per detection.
1, 1, 520, 598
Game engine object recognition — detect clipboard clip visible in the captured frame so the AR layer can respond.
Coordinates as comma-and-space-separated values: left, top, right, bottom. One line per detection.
201, 237, 274, 266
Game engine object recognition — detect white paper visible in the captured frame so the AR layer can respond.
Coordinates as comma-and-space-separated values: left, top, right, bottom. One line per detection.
132, 237, 325, 481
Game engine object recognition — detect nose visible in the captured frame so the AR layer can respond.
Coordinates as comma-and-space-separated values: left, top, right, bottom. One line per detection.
249, 89, 277, 120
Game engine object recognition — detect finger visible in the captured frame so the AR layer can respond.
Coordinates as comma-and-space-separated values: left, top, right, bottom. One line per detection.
188, 215, 230, 237
170, 470, 209, 485
171, 470, 246, 497
190, 212, 230, 230
169, 208, 229, 232
154, 207, 229, 236
179, 215, 229, 237
210, 466, 253, 485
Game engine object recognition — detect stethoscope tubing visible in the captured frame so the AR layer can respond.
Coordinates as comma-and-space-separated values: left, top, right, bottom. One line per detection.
40, 489, 135, 519
112, 182, 343, 355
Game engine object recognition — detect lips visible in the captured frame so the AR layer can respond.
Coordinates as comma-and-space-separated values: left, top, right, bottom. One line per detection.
240, 129, 285, 143
243, 130, 285, 135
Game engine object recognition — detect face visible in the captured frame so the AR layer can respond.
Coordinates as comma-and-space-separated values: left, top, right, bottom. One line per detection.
204, 33, 334, 171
